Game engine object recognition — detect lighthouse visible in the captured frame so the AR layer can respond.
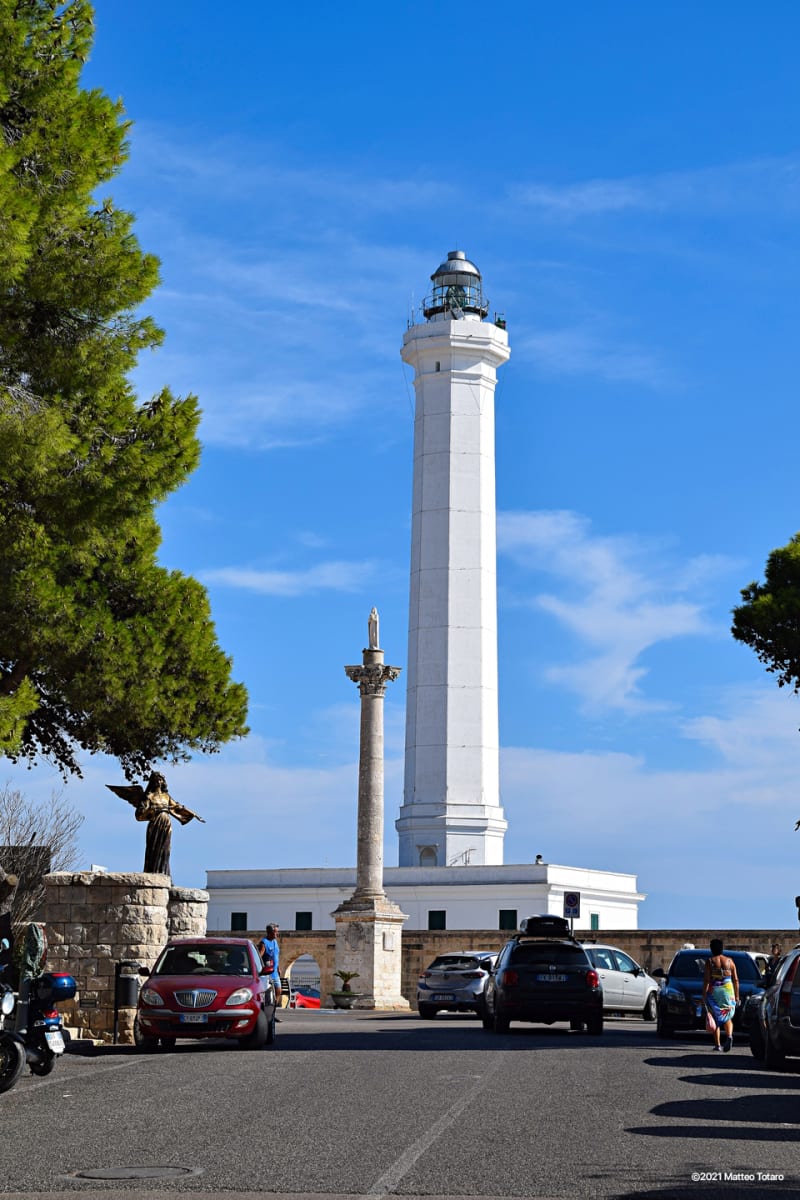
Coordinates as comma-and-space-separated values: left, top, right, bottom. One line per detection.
396, 251, 510, 868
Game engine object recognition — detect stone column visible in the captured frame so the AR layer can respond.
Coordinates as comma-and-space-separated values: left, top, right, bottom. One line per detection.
332, 610, 409, 1009
347, 647, 399, 902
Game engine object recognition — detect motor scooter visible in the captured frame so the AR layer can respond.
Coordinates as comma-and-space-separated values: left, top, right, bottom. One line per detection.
0, 932, 77, 1094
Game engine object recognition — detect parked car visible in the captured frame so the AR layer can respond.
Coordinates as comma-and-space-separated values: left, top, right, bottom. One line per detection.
416, 951, 497, 1018
480, 915, 603, 1034
654, 948, 767, 1038
135, 937, 276, 1050
747, 944, 800, 1069
581, 943, 660, 1020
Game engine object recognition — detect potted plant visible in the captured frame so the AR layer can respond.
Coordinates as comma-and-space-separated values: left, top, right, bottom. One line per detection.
330, 970, 360, 1008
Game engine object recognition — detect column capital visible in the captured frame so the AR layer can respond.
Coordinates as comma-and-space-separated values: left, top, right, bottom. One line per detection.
344, 662, 401, 697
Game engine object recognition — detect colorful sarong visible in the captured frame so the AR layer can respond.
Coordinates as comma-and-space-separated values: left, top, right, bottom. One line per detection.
706, 975, 736, 1026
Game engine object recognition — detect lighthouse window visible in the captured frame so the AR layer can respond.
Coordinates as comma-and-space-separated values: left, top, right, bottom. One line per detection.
435, 361, 440, 372
428, 910, 446, 931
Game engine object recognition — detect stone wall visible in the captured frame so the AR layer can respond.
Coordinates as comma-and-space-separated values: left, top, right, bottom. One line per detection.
217, 927, 799, 1007
43, 872, 208, 1043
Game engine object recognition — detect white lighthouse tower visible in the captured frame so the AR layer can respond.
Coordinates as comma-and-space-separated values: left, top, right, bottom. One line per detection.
396, 251, 510, 868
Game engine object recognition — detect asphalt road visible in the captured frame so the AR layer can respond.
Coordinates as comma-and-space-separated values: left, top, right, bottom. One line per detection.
1, 1010, 798, 1200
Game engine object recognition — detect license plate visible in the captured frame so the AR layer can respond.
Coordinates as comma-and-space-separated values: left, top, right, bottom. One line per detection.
44, 1030, 65, 1053
179, 1013, 208, 1024
431, 994, 456, 1002
536, 974, 568, 983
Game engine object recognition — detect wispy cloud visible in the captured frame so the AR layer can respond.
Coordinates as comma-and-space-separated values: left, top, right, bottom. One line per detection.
510, 155, 800, 220
497, 510, 733, 712
515, 325, 666, 386
201, 560, 379, 597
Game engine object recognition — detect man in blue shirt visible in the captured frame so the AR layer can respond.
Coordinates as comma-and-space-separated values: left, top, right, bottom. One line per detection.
260, 923, 281, 1010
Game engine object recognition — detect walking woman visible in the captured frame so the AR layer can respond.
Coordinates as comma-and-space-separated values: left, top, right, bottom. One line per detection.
702, 937, 740, 1052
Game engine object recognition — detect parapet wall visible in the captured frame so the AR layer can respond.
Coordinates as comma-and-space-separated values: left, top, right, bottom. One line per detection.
215, 927, 798, 1005
43, 872, 208, 1043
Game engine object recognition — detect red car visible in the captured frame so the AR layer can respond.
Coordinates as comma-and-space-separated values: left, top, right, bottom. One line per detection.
135, 937, 276, 1051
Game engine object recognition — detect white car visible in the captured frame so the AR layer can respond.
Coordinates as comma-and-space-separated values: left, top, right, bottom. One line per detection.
581, 942, 659, 1020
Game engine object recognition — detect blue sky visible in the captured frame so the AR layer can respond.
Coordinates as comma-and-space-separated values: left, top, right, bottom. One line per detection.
7, 1, 800, 929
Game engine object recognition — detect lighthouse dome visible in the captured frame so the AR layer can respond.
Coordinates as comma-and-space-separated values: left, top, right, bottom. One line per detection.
423, 249, 489, 321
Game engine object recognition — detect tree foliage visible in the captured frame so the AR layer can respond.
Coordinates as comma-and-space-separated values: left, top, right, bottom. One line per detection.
0, 782, 84, 931
732, 534, 800, 693
0, 1, 248, 777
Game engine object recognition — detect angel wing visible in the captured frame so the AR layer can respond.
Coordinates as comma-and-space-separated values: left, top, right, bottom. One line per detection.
106, 783, 146, 809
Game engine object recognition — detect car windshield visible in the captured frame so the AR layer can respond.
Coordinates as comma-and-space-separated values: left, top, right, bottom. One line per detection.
154, 945, 251, 976
510, 944, 587, 966
428, 956, 484, 971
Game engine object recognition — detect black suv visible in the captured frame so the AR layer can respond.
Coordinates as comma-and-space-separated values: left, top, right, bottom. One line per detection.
480, 915, 604, 1034
748, 945, 800, 1069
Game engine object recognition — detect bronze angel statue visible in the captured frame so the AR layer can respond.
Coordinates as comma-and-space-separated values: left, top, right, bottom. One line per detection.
106, 772, 205, 877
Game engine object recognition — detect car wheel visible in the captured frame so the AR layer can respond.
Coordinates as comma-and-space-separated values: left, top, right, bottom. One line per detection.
656, 1012, 673, 1039
586, 1014, 603, 1035
481, 1006, 493, 1030
159, 1037, 176, 1051
569, 1019, 585, 1031
133, 1017, 159, 1053
493, 1006, 510, 1034
642, 993, 657, 1022
239, 1011, 269, 1050
417, 1003, 437, 1019
748, 1021, 766, 1061
763, 1028, 786, 1070
0, 1035, 25, 1093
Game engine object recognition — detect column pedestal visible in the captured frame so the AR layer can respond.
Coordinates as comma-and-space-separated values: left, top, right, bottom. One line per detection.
332, 895, 410, 1010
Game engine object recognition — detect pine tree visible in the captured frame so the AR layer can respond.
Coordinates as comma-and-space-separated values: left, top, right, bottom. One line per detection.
0, 0, 248, 776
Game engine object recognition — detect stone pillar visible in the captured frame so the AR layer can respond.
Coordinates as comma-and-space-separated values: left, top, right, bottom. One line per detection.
168, 886, 209, 940
333, 611, 409, 1009
42, 871, 170, 1043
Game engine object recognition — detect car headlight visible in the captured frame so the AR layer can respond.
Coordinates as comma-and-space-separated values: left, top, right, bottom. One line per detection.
1, 990, 15, 1016
225, 988, 254, 1006
140, 987, 164, 1007
664, 987, 686, 1002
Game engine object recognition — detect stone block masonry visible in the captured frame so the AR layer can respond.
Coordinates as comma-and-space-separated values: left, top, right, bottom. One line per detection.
42, 872, 208, 1043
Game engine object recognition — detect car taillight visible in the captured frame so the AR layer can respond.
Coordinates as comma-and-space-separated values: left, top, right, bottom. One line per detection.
502, 969, 519, 987
462, 972, 483, 980
586, 969, 599, 989
778, 957, 799, 1014
422, 972, 433, 979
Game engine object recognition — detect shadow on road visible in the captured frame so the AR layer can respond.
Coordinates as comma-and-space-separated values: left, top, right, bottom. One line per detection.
69, 1012, 675, 1056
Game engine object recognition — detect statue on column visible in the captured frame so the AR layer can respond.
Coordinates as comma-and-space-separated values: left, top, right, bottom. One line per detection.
106, 772, 205, 876
368, 607, 380, 650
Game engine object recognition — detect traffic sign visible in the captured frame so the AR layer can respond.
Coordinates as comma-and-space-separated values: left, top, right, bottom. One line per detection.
563, 891, 581, 918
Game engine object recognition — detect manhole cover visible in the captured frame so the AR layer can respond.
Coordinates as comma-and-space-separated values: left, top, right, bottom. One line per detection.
71, 1166, 202, 1180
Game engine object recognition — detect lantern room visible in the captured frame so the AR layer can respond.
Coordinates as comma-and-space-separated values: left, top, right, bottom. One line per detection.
422, 249, 489, 321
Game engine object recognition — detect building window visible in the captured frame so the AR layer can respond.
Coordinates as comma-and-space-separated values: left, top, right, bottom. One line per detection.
419, 846, 438, 866
295, 911, 312, 931
590, 913, 600, 931
499, 909, 518, 931
230, 912, 248, 931
428, 910, 446, 931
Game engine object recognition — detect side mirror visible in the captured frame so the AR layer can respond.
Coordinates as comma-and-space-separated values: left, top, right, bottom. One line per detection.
650, 967, 665, 978
138, 966, 150, 977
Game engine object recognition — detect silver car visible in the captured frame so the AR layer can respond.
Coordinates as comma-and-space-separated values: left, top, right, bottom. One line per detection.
581, 943, 659, 1020
416, 951, 497, 1018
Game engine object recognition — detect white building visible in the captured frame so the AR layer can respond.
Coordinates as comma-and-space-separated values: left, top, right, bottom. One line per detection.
206, 863, 644, 934
205, 252, 645, 933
